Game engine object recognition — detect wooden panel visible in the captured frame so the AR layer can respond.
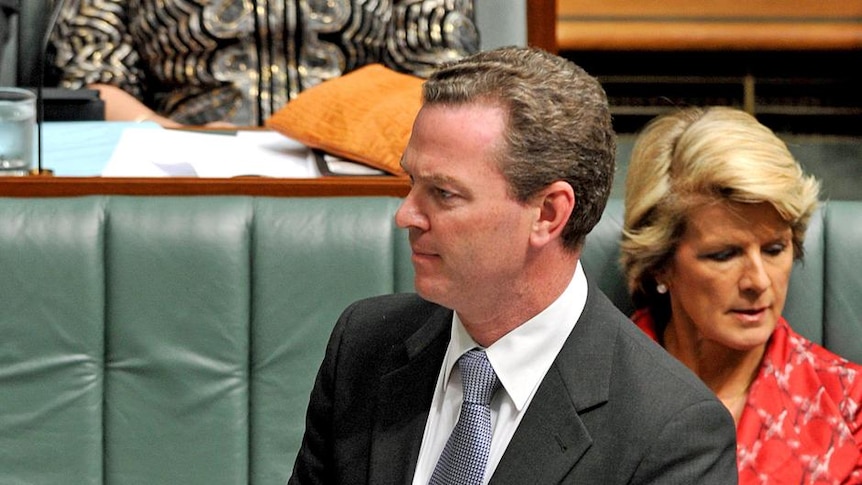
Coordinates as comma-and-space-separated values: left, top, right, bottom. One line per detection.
527, 0, 558, 53
557, 0, 862, 51
558, 22, 862, 51
558, 0, 862, 18
0, 176, 411, 198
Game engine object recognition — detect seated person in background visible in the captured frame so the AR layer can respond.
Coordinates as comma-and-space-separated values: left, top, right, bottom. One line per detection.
49, 0, 478, 127
289, 46, 738, 484
621, 106, 862, 484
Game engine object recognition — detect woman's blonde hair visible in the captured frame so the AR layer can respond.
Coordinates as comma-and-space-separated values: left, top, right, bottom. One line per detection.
620, 106, 820, 316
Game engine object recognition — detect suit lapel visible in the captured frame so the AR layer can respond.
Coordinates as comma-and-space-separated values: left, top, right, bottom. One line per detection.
368, 305, 452, 485
490, 365, 592, 484
491, 283, 619, 483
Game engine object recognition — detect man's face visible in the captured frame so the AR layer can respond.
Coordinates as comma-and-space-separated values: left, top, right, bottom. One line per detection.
395, 102, 538, 315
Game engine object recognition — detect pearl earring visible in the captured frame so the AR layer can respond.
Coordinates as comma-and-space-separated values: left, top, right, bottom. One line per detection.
656, 283, 668, 294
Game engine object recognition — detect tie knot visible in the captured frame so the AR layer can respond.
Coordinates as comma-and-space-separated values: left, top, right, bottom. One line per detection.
459, 349, 500, 406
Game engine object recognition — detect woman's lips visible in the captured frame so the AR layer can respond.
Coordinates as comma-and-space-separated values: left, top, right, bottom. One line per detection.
731, 307, 768, 323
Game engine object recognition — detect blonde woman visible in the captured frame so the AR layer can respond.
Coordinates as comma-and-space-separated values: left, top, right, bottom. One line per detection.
621, 106, 862, 484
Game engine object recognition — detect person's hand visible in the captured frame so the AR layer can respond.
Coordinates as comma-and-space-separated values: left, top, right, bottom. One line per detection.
87, 83, 232, 128
89, 83, 182, 127
202, 120, 237, 129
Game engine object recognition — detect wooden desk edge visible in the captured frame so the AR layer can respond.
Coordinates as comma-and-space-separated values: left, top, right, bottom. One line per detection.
557, 22, 862, 51
0, 176, 411, 198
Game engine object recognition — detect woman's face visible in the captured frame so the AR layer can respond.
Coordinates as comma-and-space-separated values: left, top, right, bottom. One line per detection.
661, 201, 794, 351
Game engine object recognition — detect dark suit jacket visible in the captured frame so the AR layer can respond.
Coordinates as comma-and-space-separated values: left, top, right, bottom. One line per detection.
289, 282, 738, 484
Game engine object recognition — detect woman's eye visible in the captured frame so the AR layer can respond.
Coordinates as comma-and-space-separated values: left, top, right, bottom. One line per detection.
764, 242, 788, 256
704, 249, 737, 262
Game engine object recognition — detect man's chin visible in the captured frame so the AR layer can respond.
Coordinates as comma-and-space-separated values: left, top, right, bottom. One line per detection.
413, 279, 451, 307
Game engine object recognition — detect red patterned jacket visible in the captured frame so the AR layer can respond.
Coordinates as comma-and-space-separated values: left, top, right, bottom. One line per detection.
633, 311, 862, 484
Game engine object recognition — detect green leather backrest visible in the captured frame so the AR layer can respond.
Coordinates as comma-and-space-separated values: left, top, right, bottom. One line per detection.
0, 196, 105, 484
821, 201, 862, 361
0, 195, 859, 485
0, 195, 413, 485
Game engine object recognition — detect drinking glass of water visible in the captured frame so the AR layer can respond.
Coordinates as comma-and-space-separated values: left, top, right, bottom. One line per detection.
0, 87, 36, 176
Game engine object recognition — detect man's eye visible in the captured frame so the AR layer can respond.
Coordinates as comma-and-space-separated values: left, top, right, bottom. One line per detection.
435, 188, 454, 199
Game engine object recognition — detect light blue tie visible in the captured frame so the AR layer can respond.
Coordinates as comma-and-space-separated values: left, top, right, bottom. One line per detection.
429, 349, 501, 485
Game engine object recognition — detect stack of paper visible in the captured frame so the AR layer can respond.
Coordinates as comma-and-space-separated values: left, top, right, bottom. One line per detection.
102, 129, 320, 178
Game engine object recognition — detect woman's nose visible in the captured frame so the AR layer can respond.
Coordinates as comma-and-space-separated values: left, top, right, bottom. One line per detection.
740, 255, 770, 293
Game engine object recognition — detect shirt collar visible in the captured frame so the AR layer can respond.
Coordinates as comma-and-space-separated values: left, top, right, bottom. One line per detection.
441, 263, 588, 411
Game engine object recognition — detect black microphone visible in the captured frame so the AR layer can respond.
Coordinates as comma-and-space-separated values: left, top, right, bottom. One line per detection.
30, 0, 67, 176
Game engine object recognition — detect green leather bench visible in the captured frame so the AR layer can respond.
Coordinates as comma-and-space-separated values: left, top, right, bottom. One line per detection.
1, 195, 859, 484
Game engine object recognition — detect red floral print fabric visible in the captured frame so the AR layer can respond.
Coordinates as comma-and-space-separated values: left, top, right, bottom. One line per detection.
633, 310, 862, 484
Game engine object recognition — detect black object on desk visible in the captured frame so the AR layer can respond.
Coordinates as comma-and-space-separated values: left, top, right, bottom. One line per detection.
36, 88, 105, 121
312, 149, 389, 177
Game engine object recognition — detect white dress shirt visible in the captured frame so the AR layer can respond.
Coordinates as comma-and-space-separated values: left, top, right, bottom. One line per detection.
412, 263, 588, 485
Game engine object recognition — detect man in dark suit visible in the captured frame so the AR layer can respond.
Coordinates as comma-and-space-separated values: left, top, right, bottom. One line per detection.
289, 46, 738, 484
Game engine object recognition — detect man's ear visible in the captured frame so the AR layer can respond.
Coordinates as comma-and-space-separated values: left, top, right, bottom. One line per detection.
530, 180, 575, 248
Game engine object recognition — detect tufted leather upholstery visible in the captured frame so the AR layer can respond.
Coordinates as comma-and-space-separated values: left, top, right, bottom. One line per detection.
0, 196, 411, 485
0, 195, 859, 484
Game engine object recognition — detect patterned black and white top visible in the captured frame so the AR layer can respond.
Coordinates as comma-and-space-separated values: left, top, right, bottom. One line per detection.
50, 0, 479, 125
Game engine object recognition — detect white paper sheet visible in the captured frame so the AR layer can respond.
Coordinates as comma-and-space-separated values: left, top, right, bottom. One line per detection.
101, 128, 321, 178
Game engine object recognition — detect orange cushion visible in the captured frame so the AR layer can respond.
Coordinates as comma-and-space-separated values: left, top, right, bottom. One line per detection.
266, 64, 424, 176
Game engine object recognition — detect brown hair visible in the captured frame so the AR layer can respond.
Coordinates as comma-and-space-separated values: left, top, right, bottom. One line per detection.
422, 47, 616, 250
